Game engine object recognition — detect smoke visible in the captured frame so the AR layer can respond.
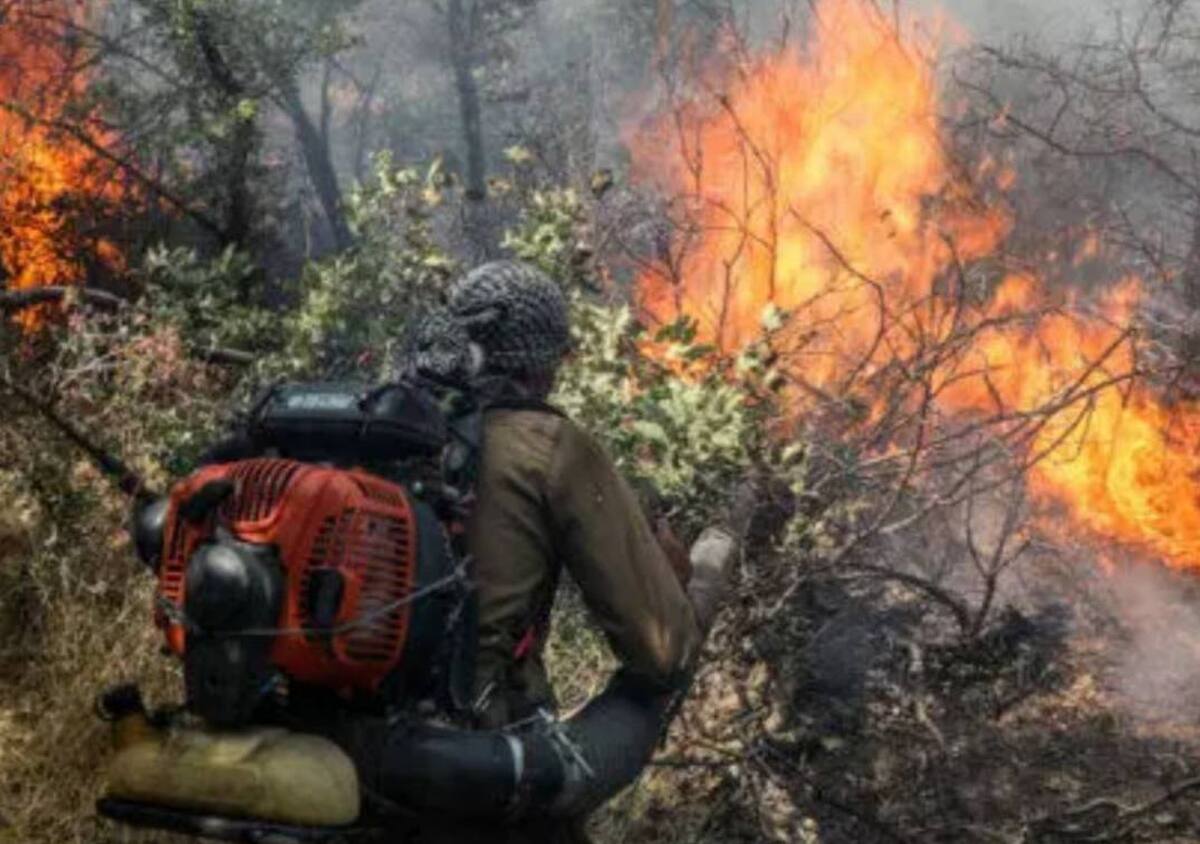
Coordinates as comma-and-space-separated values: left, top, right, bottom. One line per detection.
926, 0, 1116, 42
280, 0, 1135, 219
1102, 561, 1200, 722
954, 500, 1200, 726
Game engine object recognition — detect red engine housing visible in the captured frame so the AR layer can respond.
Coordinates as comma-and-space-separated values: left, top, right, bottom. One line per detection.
156, 458, 421, 696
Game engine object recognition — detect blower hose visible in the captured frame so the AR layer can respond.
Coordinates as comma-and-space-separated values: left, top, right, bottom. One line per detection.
343, 520, 746, 821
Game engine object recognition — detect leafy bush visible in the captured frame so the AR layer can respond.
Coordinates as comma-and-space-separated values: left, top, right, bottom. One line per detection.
281, 153, 459, 380
128, 160, 774, 536
500, 186, 597, 292
554, 303, 765, 531
494, 177, 773, 528
140, 244, 268, 354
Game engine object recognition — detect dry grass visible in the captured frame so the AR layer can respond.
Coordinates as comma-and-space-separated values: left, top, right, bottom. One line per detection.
0, 463, 184, 844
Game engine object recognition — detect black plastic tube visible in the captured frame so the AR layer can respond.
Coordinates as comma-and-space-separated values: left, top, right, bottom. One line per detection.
357, 526, 740, 821
358, 670, 670, 820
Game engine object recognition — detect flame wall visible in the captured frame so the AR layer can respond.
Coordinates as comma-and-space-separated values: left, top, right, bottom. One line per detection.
0, 1, 128, 325
631, 0, 1200, 571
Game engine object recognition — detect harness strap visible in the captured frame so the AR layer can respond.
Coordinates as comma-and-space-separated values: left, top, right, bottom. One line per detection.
468, 390, 566, 664
513, 626, 538, 661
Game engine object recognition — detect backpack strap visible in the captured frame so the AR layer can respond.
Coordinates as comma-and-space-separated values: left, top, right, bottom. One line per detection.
486, 397, 567, 664
443, 385, 567, 707
512, 560, 562, 662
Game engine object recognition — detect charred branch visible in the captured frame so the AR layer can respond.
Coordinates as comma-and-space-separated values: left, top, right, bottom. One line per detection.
0, 286, 125, 312
0, 372, 152, 500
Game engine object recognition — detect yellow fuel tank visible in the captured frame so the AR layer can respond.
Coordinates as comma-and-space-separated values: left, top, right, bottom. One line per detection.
104, 712, 360, 827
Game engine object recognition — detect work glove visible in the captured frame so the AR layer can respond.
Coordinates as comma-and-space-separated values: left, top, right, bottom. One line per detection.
687, 477, 759, 630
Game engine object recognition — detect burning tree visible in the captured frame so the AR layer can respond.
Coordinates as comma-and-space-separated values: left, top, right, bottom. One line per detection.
622, 0, 1200, 627
590, 1, 1200, 840
0, 2, 136, 326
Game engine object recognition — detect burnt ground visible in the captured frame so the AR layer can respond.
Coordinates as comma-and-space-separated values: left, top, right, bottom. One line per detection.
580, 550, 1200, 844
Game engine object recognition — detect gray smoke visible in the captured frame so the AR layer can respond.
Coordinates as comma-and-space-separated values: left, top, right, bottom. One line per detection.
926, 0, 1116, 41
1104, 561, 1200, 722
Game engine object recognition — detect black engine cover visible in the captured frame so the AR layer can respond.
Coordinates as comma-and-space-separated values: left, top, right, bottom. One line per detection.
183, 537, 283, 727
248, 382, 447, 464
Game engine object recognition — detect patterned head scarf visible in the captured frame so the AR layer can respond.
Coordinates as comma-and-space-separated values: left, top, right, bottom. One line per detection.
406, 261, 570, 384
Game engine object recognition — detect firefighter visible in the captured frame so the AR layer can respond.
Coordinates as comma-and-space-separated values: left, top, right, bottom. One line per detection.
392, 260, 703, 842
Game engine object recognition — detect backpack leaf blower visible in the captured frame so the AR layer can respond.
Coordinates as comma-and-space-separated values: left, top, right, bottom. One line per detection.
133, 382, 476, 727
10, 377, 745, 843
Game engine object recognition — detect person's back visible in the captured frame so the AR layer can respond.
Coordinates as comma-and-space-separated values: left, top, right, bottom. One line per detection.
398, 261, 702, 842
188, 262, 708, 843
470, 407, 699, 729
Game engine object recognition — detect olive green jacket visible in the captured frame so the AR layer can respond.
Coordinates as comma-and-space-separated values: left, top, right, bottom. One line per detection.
468, 409, 701, 728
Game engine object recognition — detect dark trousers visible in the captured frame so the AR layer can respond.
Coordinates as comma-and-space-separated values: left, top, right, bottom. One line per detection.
394, 815, 592, 844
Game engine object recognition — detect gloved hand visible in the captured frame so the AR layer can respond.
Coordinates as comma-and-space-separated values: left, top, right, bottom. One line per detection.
687, 477, 759, 631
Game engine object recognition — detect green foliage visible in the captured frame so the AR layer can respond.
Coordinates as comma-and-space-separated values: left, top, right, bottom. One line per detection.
135, 0, 363, 95
499, 183, 771, 530
490, 169, 765, 524
46, 308, 230, 480
93, 0, 367, 251
74, 159, 787, 536
140, 244, 273, 354
131, 153, 460, 391
554, 303, 766, 532
501, 187, 596, 291
282, 153, 459, 380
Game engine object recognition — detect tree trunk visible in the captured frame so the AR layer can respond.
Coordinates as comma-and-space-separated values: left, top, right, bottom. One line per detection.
193, 12, 256, 264
282, 84, 354, 254
446, 0, 499, 259
447, 0, 487, 203
352, 62, 383, 183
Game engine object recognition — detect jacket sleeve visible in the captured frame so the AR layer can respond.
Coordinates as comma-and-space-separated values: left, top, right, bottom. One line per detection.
545, 422, 701, 690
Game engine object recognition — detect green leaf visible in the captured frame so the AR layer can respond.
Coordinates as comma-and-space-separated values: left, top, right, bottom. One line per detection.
761, 302, 786, 333
235, 98, 258, 121
630, 420, 670, 444
682, 343, 717, 361
503, 145, 533, 165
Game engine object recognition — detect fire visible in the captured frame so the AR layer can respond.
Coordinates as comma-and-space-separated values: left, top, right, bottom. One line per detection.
631, 0, 1200, 570
945, 277, 1200, 569
0, 2, 129, 326
632, 0, 1008, 391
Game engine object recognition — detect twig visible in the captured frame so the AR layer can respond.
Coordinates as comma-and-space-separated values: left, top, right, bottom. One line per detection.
0, 372, 154, 500
0, 286, 255, 366
1027, 775, 1200, 842
191, 346, 255, 366
0, 286, 125, 312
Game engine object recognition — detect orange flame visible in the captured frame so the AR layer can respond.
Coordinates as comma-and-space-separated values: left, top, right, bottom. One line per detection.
632, 0, 1008, 389
631, 0, 1200, 571
0, 2, 129, 326
943, 277, 1200, 570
